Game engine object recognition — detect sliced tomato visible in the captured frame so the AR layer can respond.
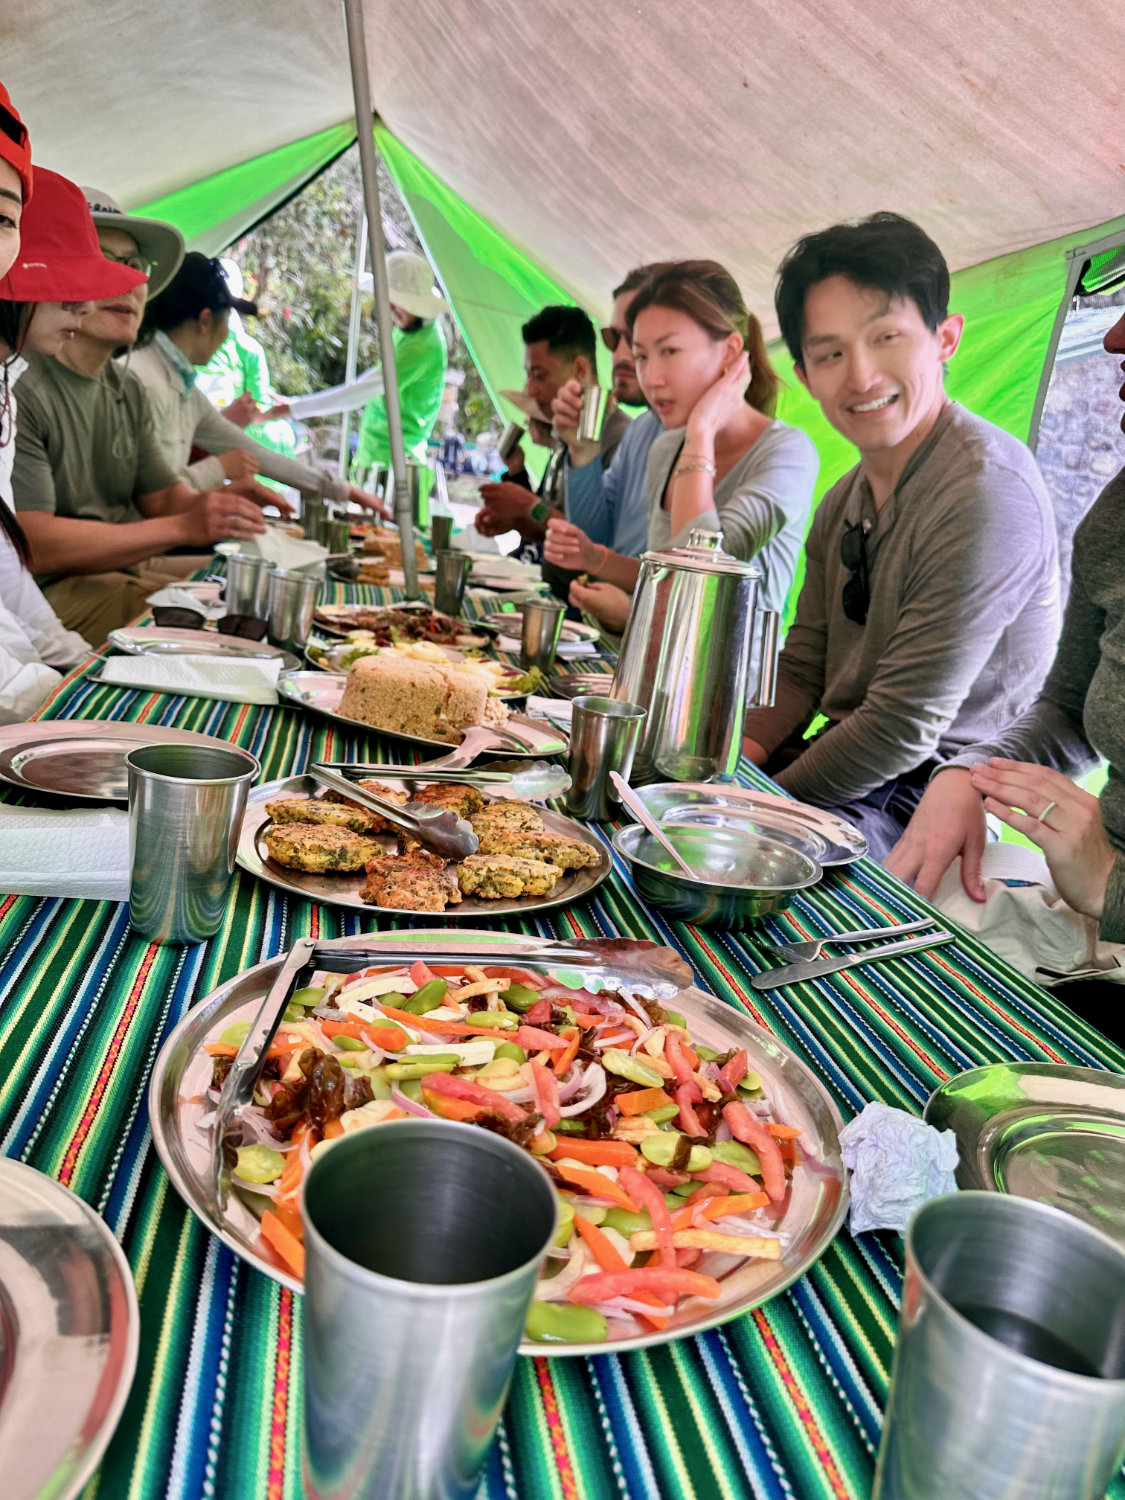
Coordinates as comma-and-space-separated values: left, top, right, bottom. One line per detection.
567, 1267, 722, 1305
722, 1100, 787, 1205
421, 1071, 527, 1124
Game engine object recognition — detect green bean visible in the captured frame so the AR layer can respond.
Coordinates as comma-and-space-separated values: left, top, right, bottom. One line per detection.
644, 1103, 680, 1125
494, 1042, 528, 1064
552, 1118, 586, 1135
365, 1068, 392, 1100
503, 983, 542, 1012
289, 986, 326, 1009
524, 1301, 608, 1344
384, 1056, 459, 1080
602, 1207, 652, 1238
233, 1145, 285, 1184
553, 1197, 575, 1247
377, 991, 407, 1011
572, 1203, 607, 1226
640, 1133, 712, 1172
398, 1078, 424, 1104
602, 1048, 663, 1088
663, 1009, 688, 1029
712, 1140, 761, 1174
334, 1035, 366, 1052
219, 1019, 251, 1048
464, 1011, 518, 1030
402, 979, 448, 1014
694, 1043, 720, 1062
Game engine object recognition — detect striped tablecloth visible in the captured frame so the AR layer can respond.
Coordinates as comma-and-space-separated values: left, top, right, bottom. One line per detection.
3, 580, 1124, 1500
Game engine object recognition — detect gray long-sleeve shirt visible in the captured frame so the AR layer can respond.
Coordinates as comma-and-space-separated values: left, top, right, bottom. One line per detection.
742, 403, 1061, 807
943, 467, 1125, 941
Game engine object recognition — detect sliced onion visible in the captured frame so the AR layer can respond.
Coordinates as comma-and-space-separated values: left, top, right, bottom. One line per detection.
232, 1177, 280, 1198
390, 1086, 434, 1119
592, 1031, 635, 1050
557, 1063, 606, 1117
588, 995, 629, 1017
618, 990, 655, 1026
556, 1063, 586, 1103
595, 1296, 675, 1319
714, 1120, 733, 1143
535, 1241, 587, 1301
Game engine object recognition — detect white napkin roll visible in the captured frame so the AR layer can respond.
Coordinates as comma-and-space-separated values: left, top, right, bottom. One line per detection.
0, 806, 130, 902
525, 695, 574, 728
98, 653, 282, 706
144, 585, 226, 620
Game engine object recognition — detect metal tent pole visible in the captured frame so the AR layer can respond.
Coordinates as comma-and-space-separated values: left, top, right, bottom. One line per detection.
337, 208, 367, 481
341, 0, 419, 598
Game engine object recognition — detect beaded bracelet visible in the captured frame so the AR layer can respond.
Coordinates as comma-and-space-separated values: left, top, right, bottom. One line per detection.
673, 458, 717, 480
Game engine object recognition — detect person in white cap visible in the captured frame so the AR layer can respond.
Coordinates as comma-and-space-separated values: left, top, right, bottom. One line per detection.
354, 250, 449, 472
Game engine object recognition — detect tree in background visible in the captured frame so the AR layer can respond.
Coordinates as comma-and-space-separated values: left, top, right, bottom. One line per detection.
224, 144, 494, 443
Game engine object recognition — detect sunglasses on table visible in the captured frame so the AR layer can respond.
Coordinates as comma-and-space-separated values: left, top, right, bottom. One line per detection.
600, 325, 630, 353
840, 519, 872, 626
101, 248, 157, 277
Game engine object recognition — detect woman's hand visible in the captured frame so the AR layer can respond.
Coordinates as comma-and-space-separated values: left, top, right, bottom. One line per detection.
969, 759, 1117, 920
544, 516, 602, 573
569, 578, 632, 633
685, 349, 751, 445
885, 767, 989, 900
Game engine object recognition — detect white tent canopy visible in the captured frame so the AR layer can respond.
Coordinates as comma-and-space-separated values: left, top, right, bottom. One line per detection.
7, 0, 1123, 338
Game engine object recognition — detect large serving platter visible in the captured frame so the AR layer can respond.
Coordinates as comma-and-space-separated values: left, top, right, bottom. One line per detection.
630, 782, 869, 866
0, 720, 239, 803
148, 930, 848, 1358
237, 774, 611, 917
0, 1158, 139, 1500
107, 626, 300, 670
925, 1063, 1125, 1246
277, 670, 568, 760
311, 603, 484, 645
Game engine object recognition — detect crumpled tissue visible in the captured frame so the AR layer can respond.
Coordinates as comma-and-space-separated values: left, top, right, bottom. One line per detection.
839, 1101, 959, 1234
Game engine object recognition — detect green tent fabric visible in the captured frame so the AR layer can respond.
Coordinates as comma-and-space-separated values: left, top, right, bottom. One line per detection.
131, 123, 355, 259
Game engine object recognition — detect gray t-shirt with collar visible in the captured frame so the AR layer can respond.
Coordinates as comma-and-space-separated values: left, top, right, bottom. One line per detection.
742, 402, 1061, 807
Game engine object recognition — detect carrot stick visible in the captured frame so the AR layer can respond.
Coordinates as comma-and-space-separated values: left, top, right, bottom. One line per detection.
546, 1138, 638, 1168
572, 1215, 668, 1330
260, 1210, 306, 1278
615, 1086, 673, 1117
553, 1161, 639, 1212
553, 1027, 582, 1076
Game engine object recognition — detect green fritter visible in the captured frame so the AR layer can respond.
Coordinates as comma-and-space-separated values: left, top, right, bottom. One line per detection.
263, 823, 384, 874
265, 797, 376, 833
456, 854, 562, 899
472, 828, 599, 870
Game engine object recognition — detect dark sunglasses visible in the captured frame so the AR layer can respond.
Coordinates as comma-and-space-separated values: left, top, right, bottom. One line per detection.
840, 520, 871, 626
152, 606, 206, 630
217, 613, 269, 641
600, 325, 630, 353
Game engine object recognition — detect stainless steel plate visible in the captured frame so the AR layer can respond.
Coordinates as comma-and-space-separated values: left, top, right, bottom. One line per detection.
277, 671, 568, 760
547, 671, 616, 699
108, 626, 300, 671
0, 720, 239, 802
237, 774, 609, 917
148, 931, 848, 1356
0, 1159, 139, 1500
632, 782, 868, 866
480, 613, 600, 643
925, 1064, 1125, 1245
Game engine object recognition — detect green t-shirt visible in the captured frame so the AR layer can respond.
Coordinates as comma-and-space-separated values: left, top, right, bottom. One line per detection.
356, 319, 447, 469
12, 354, 179, 528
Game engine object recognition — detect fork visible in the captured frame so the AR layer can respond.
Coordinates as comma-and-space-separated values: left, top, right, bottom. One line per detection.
762, 917, 938, 963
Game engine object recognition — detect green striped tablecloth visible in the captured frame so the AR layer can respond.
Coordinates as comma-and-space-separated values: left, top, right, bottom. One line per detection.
2, 580, 1123, 1500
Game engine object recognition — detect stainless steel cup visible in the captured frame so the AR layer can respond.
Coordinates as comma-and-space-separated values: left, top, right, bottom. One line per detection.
565, 695, 646, 820
432, 549, 471, 616
324, 517, 351, 555
302, 495, 328, 545
577, 383, 609, 443
266, 568, 321, 652
498, 421, 525, 463
430, 513, 454, 553
519, 598, 567, 672
302, 1120, 557, 1500
873, 1192, 1125, 1500
224, 553, 273, 619
126, 743, 258, 944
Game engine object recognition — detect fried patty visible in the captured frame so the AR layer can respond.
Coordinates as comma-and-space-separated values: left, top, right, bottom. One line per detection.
321, 780, 409, 833
468, 800, 543, 836
456, 853, 562, 899
411, 782, 486, 818
472, 828, 599, 870
265, 797, 377, 833
360, 850, 461, 911
264, 823, 384, 874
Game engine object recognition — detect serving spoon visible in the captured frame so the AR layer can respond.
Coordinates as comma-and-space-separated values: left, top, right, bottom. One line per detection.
609, 772, 700, 881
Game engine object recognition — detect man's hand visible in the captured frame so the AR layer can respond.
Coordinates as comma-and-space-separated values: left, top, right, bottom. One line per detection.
551, 379, 600, 467
219, 448, 259, 483
685, 350, 751, 446
226, 475, 295, 516
477, 481, 535, 532
224, 392, 260, 428
346, 484, 392, 521
503, 442, 527, 479
175, 490, 267, 547
969, 759, 1117, 920
569, 578, 632, 632
885, 767, 988, 901
544, 516, 601, 573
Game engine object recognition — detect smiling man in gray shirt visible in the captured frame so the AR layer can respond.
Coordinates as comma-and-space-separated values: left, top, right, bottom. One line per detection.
742, 213, 1060, 859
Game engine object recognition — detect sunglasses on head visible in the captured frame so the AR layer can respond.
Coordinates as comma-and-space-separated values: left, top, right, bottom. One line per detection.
840, 520, 872, 626
600, 325, 630, 353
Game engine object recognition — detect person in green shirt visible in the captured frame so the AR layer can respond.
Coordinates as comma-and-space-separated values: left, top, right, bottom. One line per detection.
354, 251, 449, 472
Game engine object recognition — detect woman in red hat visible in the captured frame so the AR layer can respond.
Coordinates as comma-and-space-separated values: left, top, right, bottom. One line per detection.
0, 86, 147, 723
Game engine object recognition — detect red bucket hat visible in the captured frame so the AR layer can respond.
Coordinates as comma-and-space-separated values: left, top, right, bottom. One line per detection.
0, 168, 147, 303
0, 83, 32, 205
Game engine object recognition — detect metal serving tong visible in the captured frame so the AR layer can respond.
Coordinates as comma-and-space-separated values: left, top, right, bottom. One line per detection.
312, 760, 513, 785
310, 763, 479, 860
210, 936, 317, 1218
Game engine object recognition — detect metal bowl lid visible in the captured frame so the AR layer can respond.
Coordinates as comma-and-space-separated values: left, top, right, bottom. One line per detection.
639, 545, 761, 578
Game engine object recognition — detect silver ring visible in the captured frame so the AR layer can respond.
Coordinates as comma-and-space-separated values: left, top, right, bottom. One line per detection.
1037, 799, 1057, 823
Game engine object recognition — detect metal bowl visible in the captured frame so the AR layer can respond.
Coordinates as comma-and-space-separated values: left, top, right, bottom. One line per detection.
660, 802, 831, 865
612, 822, 821, 928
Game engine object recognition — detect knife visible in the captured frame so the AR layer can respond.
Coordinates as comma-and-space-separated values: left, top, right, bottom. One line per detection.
750, 930, 955, 990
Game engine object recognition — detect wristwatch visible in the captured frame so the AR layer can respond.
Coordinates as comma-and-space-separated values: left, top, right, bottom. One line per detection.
528, 499, 551, 524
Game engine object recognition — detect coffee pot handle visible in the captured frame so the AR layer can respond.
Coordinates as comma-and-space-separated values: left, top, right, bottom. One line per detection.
751, 610, 780, 707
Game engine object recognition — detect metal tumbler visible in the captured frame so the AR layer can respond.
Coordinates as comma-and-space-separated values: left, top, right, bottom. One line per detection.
577, 383, 609, 443
519, 598, 567, 672
873, 1192, 1125, 1500
498, 421, 525, 463
126, 743, 258, 944
224, 553, 273, 619
302, 1120, 557, 1500
302, 495, 328, 545
565, 695, 646, 820
266, 568, 321, 653
324, 517, 351, 555
432, 549, 471, 616
430, 513, 454, 553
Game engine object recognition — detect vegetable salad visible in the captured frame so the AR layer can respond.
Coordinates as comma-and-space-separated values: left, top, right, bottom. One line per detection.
202, 960, 802, 1343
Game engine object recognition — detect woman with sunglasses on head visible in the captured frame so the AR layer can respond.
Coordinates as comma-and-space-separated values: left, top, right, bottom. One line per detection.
543, 260, 819, 634
0, 86, 149, 722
